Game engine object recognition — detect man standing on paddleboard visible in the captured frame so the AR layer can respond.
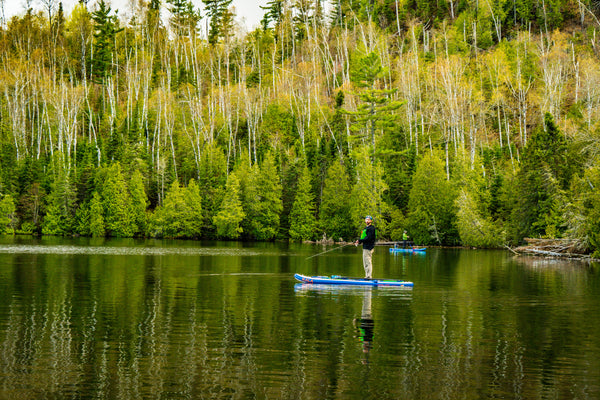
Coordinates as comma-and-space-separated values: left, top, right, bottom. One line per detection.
354, 215, 376, 279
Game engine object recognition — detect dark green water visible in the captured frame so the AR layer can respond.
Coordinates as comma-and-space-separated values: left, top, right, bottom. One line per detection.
1, 237, 599, 399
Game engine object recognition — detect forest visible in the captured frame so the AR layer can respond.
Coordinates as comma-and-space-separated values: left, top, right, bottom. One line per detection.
0, 0, 600, 255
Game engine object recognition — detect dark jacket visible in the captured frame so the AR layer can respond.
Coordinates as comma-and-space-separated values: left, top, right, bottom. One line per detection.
358, 225, 376, 250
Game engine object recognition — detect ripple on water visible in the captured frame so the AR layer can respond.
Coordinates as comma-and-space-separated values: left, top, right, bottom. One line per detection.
0, 244, 261, 257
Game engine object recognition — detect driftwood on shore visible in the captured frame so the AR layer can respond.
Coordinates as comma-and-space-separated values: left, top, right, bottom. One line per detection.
511, 238, 593, 261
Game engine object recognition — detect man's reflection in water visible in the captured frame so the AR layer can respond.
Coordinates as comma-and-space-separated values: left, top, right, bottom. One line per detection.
354, 288, 374, 363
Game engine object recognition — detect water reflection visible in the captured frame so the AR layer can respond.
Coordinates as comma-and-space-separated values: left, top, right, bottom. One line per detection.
354, 289, 374, 361
1, 240, 599, 399
0, 243, 261, 256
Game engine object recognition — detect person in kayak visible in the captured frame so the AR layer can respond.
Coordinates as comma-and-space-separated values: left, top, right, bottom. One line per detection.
354, 215, 376, 279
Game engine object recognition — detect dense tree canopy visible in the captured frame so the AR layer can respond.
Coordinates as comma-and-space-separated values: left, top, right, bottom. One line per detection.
0, 0, 600, 253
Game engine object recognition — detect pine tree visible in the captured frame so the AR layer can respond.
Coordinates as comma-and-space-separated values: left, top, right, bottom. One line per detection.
348, 52, 404, 160
213, 173, 245, 239
203, 0, 233, 45
90, 0, 121, 82
260, 0, 284, 30
167, 0, 201, 37
350, 147, 389, 235
289, 166, 317, 241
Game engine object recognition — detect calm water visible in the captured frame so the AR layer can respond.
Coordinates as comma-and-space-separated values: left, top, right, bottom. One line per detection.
1, 237, 599, 399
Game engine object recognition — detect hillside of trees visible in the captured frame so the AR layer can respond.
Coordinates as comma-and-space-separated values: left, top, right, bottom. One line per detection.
0, 0, 600, 255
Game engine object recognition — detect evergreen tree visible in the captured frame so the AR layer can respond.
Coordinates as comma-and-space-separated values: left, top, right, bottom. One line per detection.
319, 161, 353, 241
181, 179, 203, 238
509, 113, 570, 242
237, 157, 258, 238
568, 165, 600, 257
455, 190, 504, 247
407, 151, 457, 245
89, 191, 106, 237
90, 0, 121, 82
147, 0, 161, 36
75, 202, 91, 236
149, 181, 185, 238
18, 182, 45, 234
346, 51, 403, 180
167, 0, 201, 37
148, 180, 202, 238
244, 153, 283, 240
452, 150, 503, 246
289, 165, 317, 241
42, 165, 77, 236
203, 0, 233, 45
128, 170, 148, 236
198, 145, 228, 234
213, 173, 245, 239
260, 0, 284, 30
101, 163, 134, 237
350, 147, 389, 235
0, 195, 16, 235
52, 2, 66, 41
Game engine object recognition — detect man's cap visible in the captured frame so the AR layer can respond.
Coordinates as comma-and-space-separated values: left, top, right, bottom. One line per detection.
365, 215, 373, 220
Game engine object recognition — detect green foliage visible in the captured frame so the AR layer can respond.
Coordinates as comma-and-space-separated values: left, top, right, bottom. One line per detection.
319, 161, 353, 241
289, 166, 317, 241
75, 202, 91, 236
167, 0, 201, 37
128, 170, 148, 236
509, 113, 570, 242
564, 165, 600, 256
213, 173, 245, 239
203, 0, 233, 44
407, 151, 458, 245
450, 151, 499, 247
0, 195, 17, 234
181, 179, 204, 238
198, 145, 228, 235
42, 164, 77, 236
100, 163, 134, 237
455, 190, 504, 247
350, 148, 389, 235
387, 207, 407, 241
347, 51, 403, 159
242, 153, 283, 240
91, 0, 122, 82
260, 0, 284, 30
89, 192, 106, 237
260, 104, 297, 152
380, 130, 416, 212
148, 180, 203, 239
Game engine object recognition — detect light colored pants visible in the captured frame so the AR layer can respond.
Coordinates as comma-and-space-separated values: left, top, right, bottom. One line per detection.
363, 248, 374, 278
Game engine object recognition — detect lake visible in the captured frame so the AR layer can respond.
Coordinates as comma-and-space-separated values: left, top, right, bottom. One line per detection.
1, 237, 599, 399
